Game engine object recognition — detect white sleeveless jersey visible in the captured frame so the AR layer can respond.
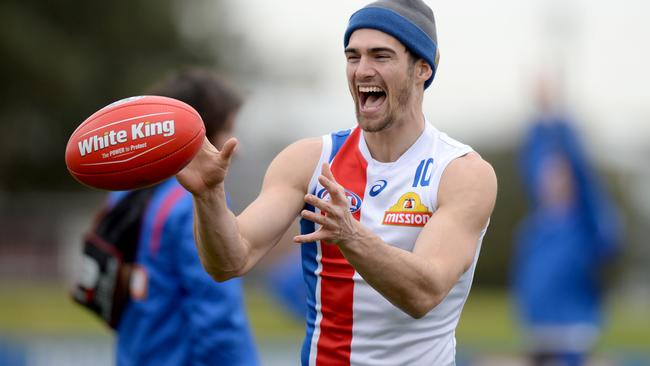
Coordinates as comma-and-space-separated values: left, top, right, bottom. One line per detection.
300, 122, 487, 366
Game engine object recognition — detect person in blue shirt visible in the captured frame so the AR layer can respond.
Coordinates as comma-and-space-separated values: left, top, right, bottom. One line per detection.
511, 81, 622, 366
114, 68, 258, 366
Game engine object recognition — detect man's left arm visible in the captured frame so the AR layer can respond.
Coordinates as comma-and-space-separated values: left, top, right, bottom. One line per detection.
295, 153, 497, 318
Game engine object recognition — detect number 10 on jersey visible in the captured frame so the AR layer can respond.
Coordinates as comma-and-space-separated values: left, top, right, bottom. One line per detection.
412, 158, 434, 187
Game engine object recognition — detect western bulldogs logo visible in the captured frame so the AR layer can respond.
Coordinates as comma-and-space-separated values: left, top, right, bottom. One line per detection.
317, 188, 362, 213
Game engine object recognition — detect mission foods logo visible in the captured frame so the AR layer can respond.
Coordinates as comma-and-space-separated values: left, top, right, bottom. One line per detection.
382, 192, 432, 227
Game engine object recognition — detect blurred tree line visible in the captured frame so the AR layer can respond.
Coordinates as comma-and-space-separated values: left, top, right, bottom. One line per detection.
0, 0, 232, 191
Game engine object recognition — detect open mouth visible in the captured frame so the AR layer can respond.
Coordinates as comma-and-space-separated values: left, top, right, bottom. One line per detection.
358, 85, 386, 113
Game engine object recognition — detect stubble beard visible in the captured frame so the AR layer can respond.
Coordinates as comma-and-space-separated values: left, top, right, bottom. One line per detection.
355, 69, 415, 133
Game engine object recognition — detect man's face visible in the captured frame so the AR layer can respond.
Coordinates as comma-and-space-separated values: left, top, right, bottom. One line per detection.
345, 29, 417, 132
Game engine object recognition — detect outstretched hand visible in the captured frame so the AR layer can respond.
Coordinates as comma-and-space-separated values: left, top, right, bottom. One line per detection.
176, 137, 238, 197
293, 162, 361, 245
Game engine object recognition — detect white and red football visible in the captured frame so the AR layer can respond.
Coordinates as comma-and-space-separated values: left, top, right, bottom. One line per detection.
65, 95, 205, 191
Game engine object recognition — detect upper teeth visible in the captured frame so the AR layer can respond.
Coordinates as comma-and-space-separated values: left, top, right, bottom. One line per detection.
359, 86, 383, 93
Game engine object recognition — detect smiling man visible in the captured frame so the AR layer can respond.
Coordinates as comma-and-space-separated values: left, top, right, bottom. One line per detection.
177, 0, 497, 365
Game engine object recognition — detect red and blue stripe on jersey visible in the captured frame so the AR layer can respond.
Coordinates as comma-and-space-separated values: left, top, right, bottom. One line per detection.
301, 127, 368, 366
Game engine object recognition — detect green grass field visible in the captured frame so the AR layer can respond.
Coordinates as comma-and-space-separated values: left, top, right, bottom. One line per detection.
0, 281, 648, 356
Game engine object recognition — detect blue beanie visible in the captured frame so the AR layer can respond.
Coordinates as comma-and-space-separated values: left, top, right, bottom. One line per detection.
344, 0, 439, 89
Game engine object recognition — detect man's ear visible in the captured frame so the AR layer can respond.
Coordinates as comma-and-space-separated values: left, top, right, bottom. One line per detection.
416, 60, 433, 82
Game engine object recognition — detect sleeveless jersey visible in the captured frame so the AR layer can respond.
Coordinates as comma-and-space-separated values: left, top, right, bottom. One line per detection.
300, 122, 487, 366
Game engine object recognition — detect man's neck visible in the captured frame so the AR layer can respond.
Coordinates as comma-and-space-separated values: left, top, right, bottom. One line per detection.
362, 111, 425, 163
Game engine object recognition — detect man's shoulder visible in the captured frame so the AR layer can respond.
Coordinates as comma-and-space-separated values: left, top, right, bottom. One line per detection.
263, 136, 324, 193
284, 136, 323, 154
432, 127, 472, 155
272, 136, 324, 169
440, 153, 497, 210
445, 153, 497, 190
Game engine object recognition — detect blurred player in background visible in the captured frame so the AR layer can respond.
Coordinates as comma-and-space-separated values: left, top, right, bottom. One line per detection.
177, 0, 497, 364
511, 78, 623, 366
113, 68, 259, 366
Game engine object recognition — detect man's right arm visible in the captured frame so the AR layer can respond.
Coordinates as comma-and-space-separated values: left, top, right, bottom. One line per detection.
177, 136, 322, 282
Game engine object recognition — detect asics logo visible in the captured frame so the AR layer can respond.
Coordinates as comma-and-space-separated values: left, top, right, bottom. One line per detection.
369, 180, 387, 197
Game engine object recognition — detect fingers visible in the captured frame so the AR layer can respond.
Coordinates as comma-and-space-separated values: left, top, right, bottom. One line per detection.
321, 162, 334, 180
319, 163, 347, 204
304, 194, 336, 214
300, 208, 330, 226
177, 137, 237, 195
319, 163, 339, 194
293, 231, 328, 244
219, 137, 239, 161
